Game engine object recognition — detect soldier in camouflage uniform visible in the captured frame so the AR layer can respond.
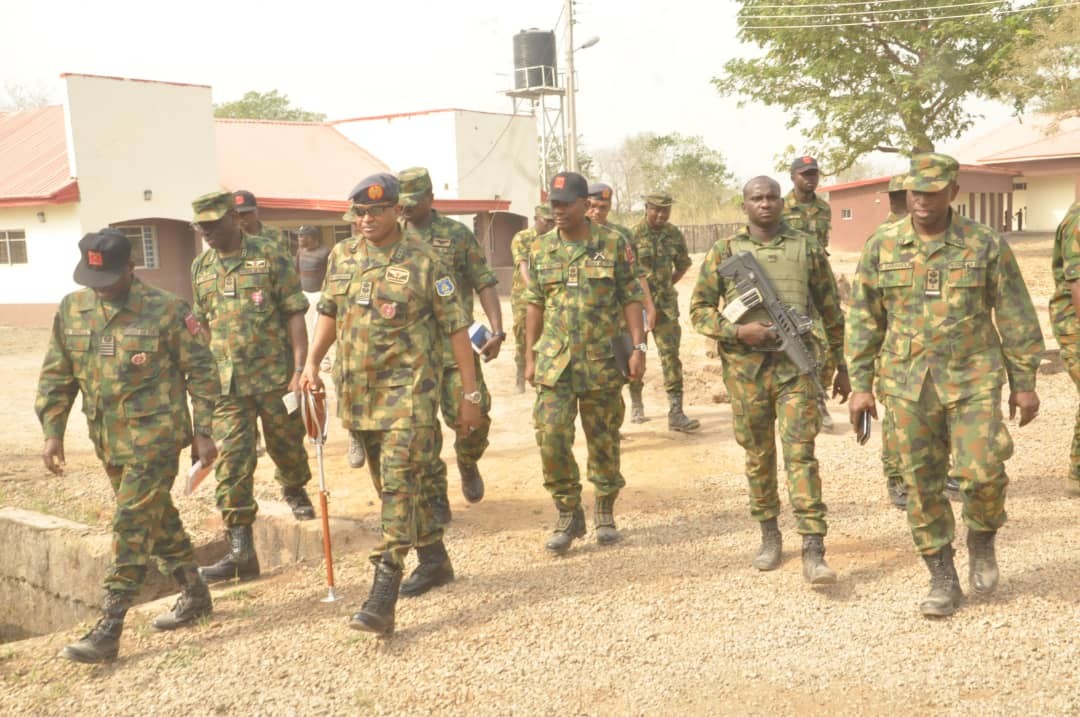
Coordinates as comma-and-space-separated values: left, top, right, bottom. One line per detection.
189, 191, 315, 584
691, 176, 848, 585
587, 183, 657, 330
525, 171, 646, 554
37, 229, 219, 663
628, 192, 699, 432
512, 205, 555, 393
783, 156, 839, 430
234, 190, 288, 253
400, 167, 503, 517
847, 153, 1044, 617
300, 173, 481, 635
1049, 200, 1080, 497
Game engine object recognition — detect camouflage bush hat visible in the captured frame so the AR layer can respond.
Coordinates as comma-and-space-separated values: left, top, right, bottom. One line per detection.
192, 190, 235, 222
535, 204, 553, 219
643, 192, 674, 207
344, 173, 400, 220
398, 167, 433, 207
903, 153, 959, 192
73, 228, 131, 288
588, 182, 614, 201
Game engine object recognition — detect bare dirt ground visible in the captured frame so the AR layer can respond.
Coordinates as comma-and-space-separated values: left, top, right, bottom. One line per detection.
2, 234, 1079, 716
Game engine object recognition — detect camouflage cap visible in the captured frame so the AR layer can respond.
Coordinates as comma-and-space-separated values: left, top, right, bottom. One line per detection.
534, 204, 553, 219
643, 192, 674, 207
192, 190, 235, 222
398, 167, 433, 206
877, 174, 908, 193
903, 153, 958, 192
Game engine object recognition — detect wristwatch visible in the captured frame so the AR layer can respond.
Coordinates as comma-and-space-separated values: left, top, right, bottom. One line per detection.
463, 390, 482, 405
632, 343, 648, 352
491, 330, 506, 340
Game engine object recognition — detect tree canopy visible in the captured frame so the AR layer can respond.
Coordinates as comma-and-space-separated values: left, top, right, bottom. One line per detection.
996, 7, 1080, 121
713, 0, 1054, 173
214, 90, 326, 122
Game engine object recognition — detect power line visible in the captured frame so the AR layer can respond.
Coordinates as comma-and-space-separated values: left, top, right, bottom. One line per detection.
739, 0, 1069, 29
742, 0, 1009, 20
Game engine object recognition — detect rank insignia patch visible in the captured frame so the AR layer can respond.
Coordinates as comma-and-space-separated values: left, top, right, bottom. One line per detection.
385, 267, 410, 284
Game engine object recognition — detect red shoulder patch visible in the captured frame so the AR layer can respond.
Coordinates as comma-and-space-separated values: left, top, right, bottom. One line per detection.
184, 313, 203, 336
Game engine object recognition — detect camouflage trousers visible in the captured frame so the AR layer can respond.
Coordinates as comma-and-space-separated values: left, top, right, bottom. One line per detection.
811, 317, 836, 394
354, 426, 443, 568
1060, 341, 1080, 484
724, 356, 827, 535
425, 357, 492, 507
534, 376, 626, 509
512, 297, 528, 378
103, 454, 197, 593
213, 390, 312, 527
630, 309, 683, 395
885, 377, 1012, 555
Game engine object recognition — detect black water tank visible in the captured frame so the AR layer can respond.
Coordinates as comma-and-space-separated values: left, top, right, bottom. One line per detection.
513, 29, 558, 90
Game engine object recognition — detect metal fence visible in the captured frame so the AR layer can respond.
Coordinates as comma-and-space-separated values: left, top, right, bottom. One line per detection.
677, 223, 743, 254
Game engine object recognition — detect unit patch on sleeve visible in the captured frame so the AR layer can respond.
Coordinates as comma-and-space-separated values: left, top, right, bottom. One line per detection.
435, 276, 456, 297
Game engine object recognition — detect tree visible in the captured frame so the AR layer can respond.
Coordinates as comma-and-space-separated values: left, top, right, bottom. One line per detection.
214, 90, 326, 122
594, 133, 739, 224
996, 7, 1080, 122
0, 81, 52, 111
713, 1, 1053, 173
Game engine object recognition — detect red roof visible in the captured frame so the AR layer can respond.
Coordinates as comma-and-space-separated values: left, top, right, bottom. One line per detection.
0, 105, 79, 207
822, 164, 1017, 194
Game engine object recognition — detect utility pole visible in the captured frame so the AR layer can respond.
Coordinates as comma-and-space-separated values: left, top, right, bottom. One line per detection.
564, 0, 578, 172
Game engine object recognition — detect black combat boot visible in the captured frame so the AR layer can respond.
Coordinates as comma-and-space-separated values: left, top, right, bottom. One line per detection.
920, 544, 964, 617
801, 534, 838, 585
629, 384, 648, 423
752, 518, 783, 571
349, 561, 403, 636
667, 391, 701, 432
430, 491, 452, 526
400, 541, 455, 597
967, 529, 999, 596
545, 505, 586, 555
348, 430, 366, 469
594, 493, 619, 545
886, 475, 907, 509
61, 590, 132, 663
153, 566, 213, 631
458, 458, 484, 503
282, 485, 316, 521
199, 525, 260, 583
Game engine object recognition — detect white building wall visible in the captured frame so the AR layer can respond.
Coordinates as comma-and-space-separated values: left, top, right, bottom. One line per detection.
63, 75, 220, 231
454, 111, 539, 217
333, 114, 460, 195
1022, 175, 1077, 232
0, 205, 83, 305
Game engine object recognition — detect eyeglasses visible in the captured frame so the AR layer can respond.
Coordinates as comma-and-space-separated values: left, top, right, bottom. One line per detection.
350, 203, 394, 218
192, 218, 229, 236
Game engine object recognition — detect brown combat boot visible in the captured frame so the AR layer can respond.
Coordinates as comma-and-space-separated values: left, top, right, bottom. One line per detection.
801, 534, 837, 585
629, 384, 648, 423
61, 590, 132, 663
349, 561, 403, 636
752, 518, 783, 571
667, 391, 701, 432
967, 529, 999, 596
920, 544, 964, 617
348, 430, 367, 469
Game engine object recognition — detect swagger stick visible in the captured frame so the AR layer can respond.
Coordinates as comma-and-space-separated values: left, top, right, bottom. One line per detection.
301, 387, 342, 603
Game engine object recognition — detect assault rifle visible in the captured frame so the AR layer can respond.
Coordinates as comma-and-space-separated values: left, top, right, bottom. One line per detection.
717, 250, 826, 399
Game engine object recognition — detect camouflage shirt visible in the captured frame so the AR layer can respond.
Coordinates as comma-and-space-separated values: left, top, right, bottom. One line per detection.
629, 220, 692, 316
317, 235, 470, 430
191, 234, 308, 396
783, 191, 831, 249
36, 278, 220, 465
847, 211, 1044, 403
1050, 201, 1080, 342
525, 223, 645, 391
690, 224, 845, 383
403, 210, 497, 365
510, 227, 539, 305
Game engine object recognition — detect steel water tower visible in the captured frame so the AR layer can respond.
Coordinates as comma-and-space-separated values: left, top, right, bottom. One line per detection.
505, 29, 566, 186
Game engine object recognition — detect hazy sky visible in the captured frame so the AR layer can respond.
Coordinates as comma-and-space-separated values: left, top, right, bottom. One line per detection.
4, 0, 1013, 185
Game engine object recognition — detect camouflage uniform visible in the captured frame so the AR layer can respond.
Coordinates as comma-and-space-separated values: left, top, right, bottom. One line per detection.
36, 278, 219, 594
511, 226, 540, 380
628, 217, 692, 395
318, 234, 469, 567
847, 167, 1044, 556
401, 205, 497, 504
526, 222, 644, 508
191, 229, 311, 527
1049, 201, 1080, 489
690, 225, 845, 535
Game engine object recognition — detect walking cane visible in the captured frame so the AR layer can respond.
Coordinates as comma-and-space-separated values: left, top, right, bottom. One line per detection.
301, 386, 342, 603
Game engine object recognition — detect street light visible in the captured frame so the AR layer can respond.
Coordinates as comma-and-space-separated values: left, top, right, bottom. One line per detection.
564, 4, 600, 173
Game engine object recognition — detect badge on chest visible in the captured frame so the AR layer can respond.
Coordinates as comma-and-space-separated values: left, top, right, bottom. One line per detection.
567, 266, 580, 287
356, 281, 373, 306
925, 268, 942, 297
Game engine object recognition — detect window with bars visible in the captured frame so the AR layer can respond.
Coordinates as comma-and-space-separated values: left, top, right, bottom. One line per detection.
840, 209, 853, 220
116, 226, 159, 269
0, 230, 28, 265
333, 225, 353, 242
